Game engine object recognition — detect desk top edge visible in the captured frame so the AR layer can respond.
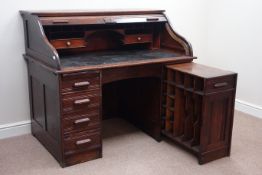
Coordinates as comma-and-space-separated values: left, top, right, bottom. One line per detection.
20, 9, 165, 17
166, 63, 237, 79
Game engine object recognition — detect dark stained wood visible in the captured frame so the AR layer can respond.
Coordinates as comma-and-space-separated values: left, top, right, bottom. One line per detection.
117, 77, 162, 141
64, 129, 101, 154
26, 56, 62, 165
21, 10, 236, 167
21, 14, 61, 69
21, 9, 166, 17
122, 34, 153, 45
39, 15, 167, 26
50, 38, 87, 50
64, 148, 102, 167
102, 64, 162, 84
63, 112, 100, 134
167, 62, 236, 78
162, 63, 237, 164
162, 14, 193, 56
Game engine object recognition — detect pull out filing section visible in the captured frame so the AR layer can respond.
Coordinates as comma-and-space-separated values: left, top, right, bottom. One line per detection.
161, 63, 237, 164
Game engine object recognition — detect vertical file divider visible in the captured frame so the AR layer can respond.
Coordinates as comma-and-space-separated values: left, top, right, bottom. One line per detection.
161, 68, 167, 130
173, 72, 185, 137
165, 69, 174, 132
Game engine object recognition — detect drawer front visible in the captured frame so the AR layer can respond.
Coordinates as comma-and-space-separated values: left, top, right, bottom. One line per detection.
122, 34, 153, 44
64, 148, 102, 167
63, 112, 100, 134
64, 130, 101, 154
205, 75, 236, 93
62, 90, 101, 114
61, 71, 100, 81
61, 71, 100, 93
50, 38, 87, 50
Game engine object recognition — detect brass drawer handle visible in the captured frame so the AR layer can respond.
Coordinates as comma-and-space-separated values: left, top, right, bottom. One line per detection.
74, 81, 90, 88
214, 82, 228, 88
74, 118, 90, 124
76, 139, 91, 145
74, 98, 90, 105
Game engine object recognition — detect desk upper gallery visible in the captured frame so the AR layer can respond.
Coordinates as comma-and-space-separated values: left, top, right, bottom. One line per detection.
20, 10, 237, 167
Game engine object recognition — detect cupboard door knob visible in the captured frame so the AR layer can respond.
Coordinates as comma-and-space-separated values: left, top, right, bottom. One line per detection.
137, 37, 142, 41
74, 81, 90, 88
74, 118, 90, 124
214, 82, 228, 88
76, 139, 91, 145
74, 98, 90, 105
66, 41, 71, 46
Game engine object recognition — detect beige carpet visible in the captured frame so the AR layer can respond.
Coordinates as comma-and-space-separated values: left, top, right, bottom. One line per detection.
0, 111, 262, 175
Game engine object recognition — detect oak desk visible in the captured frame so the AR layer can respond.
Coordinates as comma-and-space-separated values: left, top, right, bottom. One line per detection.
20, 10, 237, 167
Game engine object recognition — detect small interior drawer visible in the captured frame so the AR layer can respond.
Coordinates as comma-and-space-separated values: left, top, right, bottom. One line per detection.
205, 75, 236, 93
50, 38, 87, 50
122, 34, 153, 44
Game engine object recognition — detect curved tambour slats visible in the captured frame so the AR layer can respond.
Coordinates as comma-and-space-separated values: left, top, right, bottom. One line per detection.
162, 13, 193, 56
21, 11, 61, 69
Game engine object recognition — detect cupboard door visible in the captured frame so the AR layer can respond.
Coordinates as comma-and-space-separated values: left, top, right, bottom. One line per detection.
200, 90, 234, 153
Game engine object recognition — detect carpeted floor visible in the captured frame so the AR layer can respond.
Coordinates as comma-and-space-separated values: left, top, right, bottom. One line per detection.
0, 111, 262, 175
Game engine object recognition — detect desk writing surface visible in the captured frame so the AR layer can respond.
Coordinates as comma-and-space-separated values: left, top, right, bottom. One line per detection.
60, 49, 178, 68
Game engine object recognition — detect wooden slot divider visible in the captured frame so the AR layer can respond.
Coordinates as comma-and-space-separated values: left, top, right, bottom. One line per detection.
173, 87, 185, 136
190, 94, 202, 146
181, 91, 194, 141
165, 69, 175, 132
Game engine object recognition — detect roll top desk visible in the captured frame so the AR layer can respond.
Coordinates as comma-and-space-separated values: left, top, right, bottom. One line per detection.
20, 10, 237, 167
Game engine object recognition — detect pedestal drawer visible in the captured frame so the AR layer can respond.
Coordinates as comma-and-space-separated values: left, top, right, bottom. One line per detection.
62, 90, 101, 114
64, 148, 102, 167
64, 130, 101, 155
61, 76, 100, 93
63, 112, 100, 134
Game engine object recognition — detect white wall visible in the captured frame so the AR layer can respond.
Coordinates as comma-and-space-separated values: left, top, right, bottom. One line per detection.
0, 0, 207, 127
197, 0, 262, 117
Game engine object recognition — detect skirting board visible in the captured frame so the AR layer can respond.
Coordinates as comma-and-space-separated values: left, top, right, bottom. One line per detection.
0, 120, 31, 139
0, 99, 261, 139
235, 99, 262, 119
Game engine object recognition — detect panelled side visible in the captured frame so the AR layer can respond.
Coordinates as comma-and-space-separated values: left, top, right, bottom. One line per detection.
199, 90, 235, 164
26, 57, 62, 163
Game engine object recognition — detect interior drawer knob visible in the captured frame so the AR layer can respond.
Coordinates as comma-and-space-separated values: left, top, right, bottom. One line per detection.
66, 41, 71, 46
74, 118, 90, 124
214, 82, 228, 88
74, 81, 90, 87
74, 98, 90, 105
76, 139, 91, 145
137, 37, 142, 41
